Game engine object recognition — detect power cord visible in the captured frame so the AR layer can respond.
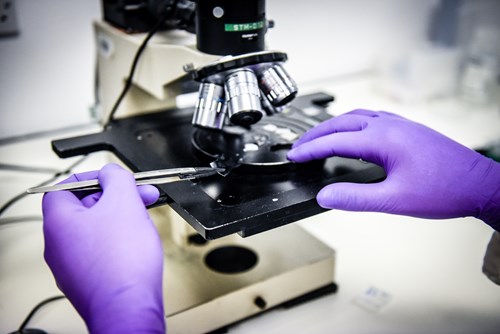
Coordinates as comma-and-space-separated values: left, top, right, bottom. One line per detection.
0, 216, 42, 226
104, 10, 170, 127
0, 156, 88, 218
0, 164, 60, 174
8, 295, 66, 334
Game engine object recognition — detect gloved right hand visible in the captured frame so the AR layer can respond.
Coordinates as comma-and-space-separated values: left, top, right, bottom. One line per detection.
42, 163, 165, 334
287, 109, 500, 229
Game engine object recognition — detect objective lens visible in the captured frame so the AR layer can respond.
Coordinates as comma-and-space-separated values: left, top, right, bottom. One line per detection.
259, 64, 297, 106
224, 69, 264, 127
192, 83, 226, 129
260, 90, 284, 115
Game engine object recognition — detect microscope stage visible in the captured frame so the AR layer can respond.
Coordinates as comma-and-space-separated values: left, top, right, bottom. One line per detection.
52, 93, 385, 239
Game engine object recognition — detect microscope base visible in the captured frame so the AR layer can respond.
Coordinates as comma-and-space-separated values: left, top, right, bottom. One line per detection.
155, 207, 336, 333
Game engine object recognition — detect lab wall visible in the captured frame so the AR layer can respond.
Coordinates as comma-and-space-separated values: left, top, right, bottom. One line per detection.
0, 0, 100, 140
0, 0, 437, 139
266, 0, 437, 85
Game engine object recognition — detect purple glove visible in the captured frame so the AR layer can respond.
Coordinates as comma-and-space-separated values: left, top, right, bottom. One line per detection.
287, 109, 500, 229
42, 163, 165, 334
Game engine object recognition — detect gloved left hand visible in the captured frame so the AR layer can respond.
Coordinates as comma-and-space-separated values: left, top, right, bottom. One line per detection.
42, 163, 165, 334
287, 109, 500, 228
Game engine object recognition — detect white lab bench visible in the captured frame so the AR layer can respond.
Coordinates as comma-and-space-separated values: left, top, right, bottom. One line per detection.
1, 75, 500, 334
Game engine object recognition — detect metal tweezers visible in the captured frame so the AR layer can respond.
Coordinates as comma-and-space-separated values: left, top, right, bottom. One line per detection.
26, 167, 224, 194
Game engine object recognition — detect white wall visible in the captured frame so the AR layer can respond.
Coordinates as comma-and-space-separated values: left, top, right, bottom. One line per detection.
0, 0, 100, 139
0, 0, 437, 139
266, 0, 437, 84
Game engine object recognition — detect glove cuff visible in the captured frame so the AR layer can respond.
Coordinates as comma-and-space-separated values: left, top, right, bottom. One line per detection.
85, 285, 165, 334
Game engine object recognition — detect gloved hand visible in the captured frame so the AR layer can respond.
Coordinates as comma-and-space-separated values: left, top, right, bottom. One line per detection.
287, 109, 500, 229
42, 163, 165, 334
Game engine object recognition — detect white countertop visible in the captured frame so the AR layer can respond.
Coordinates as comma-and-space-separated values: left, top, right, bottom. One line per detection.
1, 75, 500, 334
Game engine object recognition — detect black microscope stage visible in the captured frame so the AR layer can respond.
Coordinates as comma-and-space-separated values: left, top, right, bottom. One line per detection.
52, 93, 385, 239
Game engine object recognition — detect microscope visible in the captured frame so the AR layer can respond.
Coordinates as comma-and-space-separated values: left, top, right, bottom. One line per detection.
52, 1, 385, 332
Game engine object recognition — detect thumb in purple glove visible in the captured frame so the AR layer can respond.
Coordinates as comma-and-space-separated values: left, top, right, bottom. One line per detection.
42, 163, 165, 334
287, 109, 500, 230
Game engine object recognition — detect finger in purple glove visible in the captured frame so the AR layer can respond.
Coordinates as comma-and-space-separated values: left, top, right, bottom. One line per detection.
287, 109, 500, 229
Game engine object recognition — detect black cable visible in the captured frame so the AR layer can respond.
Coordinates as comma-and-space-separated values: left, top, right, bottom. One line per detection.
104, 11, 170, 127
0, 216, 42, 226
16, 295, 66, 332
0, 123, 100, 147
0, 192, 34, 219
0, 156, 88, 218
94, 51, 101, 109
0, 163, 60, 174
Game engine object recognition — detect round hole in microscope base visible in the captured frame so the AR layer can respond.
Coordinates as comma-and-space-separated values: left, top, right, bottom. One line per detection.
205, 246, 258, 274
